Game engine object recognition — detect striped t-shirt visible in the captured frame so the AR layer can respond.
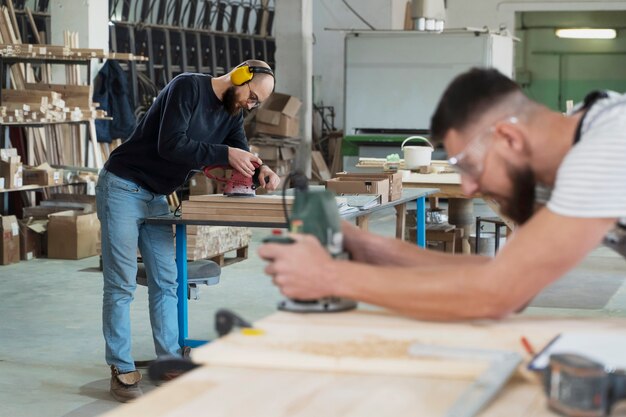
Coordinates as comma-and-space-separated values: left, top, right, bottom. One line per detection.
546, 92, 626, 229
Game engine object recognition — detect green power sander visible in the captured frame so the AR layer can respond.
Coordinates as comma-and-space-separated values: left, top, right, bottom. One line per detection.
263, 172, 357, 313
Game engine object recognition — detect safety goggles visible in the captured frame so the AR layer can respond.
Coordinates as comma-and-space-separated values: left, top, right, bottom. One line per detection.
448, 116, 519, 179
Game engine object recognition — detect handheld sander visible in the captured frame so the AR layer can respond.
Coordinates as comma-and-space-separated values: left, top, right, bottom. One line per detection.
203, 161, 265, 197
263, 172, 357, 313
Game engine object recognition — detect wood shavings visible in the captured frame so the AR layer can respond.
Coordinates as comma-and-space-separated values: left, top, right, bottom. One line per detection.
273, 335, 419, 359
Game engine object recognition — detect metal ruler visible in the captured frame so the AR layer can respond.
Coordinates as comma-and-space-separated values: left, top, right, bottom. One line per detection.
408, 344, 523, 417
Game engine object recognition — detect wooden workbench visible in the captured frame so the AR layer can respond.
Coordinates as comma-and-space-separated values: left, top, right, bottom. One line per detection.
99, 310, 626, 417
403, 171, 464, 199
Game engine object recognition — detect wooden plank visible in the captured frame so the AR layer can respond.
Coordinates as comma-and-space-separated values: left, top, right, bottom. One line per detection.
311, 150, 331, 181
25, 8, 41, 44
394, 203, 406, 240
183, 201, 290, 210
404, 1, 414, 30
88, 119, 103, 168
189, 194, 294, 204
192, 311, 626, 379
6, 0, 22, 44
356, 214, 370, 231
24, 83, 90, 95
181, 213, 286, 223
2, 89, 91, 108
98, 312, 626, 417
329, 134, 343, 175
182, 207, 287, 216
0, 7, 25, 89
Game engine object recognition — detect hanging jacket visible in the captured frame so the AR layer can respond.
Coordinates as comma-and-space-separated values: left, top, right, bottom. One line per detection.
93, 60, 136, 143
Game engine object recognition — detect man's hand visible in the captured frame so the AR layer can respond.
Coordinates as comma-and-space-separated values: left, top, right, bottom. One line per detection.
228, 147, 262, 178
341, 221, 370, 262
258, 234, 337, 300
258, 165, 281, 191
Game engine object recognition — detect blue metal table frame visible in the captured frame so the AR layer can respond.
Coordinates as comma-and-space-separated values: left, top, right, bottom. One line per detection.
145, 188, 438, 348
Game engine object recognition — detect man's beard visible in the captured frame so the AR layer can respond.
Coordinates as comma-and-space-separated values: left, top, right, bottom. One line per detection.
222, 86, 241, 116
497, 164, 536, 225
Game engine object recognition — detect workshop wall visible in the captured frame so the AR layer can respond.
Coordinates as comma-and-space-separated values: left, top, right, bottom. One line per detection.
313, 0, 626, 130
515, 11, 626, 112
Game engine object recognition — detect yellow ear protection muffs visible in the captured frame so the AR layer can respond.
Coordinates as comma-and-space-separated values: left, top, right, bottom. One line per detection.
231, 64, 274, 86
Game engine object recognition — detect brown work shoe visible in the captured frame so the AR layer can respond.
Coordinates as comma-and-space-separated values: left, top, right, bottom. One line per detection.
110, 365, 143, 403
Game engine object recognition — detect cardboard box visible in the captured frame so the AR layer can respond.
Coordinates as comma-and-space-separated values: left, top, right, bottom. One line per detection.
18, 219, 47, 260
47, 210, 100, 260
256, 93, 302, 124
256, 116, 300, 138
335, 171, 403, 201
251, 144, 297, 162
255, 92, 302, 138
0, 156, 23, 188
23, 163, 63, 186
0, 215, 20, 265
325, 178, 390, 203
189, 172, 215, 195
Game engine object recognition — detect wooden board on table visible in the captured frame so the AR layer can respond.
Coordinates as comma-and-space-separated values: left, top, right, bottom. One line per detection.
183, 195, 292, 221
181, 213, 286, 223
189, 194, 294, 205
182, 207, 286, 217
192, 310, 626, 380
99, 365, 498, 417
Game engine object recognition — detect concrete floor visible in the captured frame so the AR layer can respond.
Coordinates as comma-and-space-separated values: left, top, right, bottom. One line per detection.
1, 201, 625, 417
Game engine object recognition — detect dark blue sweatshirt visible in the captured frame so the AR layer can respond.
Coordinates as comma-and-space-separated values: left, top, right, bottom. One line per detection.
105, 73, 248, 195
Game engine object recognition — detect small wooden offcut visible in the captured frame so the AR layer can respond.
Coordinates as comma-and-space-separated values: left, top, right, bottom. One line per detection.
408, 223, 463, 254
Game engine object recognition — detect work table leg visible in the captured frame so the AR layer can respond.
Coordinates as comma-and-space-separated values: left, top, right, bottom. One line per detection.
356, 214, 370, 231
394, 203, 406, 240
416, 197, 426, 248
175, 224, 188, 348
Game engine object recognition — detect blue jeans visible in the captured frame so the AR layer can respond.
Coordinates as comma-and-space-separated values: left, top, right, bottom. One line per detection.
96, 169, 179, 372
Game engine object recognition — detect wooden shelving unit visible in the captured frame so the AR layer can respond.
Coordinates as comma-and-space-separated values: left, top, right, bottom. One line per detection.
0, 182, 85, 194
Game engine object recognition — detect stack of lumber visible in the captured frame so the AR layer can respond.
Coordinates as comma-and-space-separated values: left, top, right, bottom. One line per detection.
186, 226, 252, 262
182, 195, 294, 223
0, 84, 107, 123
0, 1, 146, 175
0, 3, 101, 170
0, 43, 148, 61
356, 158, 456, 173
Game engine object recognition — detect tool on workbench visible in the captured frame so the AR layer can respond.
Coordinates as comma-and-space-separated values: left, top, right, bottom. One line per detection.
542, 353, 626, 417
408, 343, 522, 417
215, 308, 254, 337
203, 161, 267, 197
263, 171, 357, 313
148, 309, 255, 382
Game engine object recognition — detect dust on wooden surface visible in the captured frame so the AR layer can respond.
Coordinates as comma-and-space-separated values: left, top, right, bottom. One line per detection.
272, 335, 420, 359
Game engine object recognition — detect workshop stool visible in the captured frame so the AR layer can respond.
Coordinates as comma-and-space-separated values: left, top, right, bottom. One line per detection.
475, 216, 507, 255
425, 223, 463, 254
136, 260, 221, 300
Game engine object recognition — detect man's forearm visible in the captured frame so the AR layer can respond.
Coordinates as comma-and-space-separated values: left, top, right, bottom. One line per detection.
330, 260, 512, 320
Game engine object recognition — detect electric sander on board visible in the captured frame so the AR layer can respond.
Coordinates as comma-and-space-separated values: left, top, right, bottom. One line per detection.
203, 161, 265, 197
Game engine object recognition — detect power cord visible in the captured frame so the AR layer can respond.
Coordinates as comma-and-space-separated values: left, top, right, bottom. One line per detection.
174, 169, 201, 217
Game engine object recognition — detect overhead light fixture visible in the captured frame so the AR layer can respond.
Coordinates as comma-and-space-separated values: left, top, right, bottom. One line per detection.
555, 28, 617, 39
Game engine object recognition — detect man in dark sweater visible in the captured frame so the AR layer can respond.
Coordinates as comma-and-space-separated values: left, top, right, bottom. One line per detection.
96, 59, 279, 402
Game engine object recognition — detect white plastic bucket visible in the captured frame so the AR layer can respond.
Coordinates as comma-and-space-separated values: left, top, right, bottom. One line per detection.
401, 136, 434, 169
